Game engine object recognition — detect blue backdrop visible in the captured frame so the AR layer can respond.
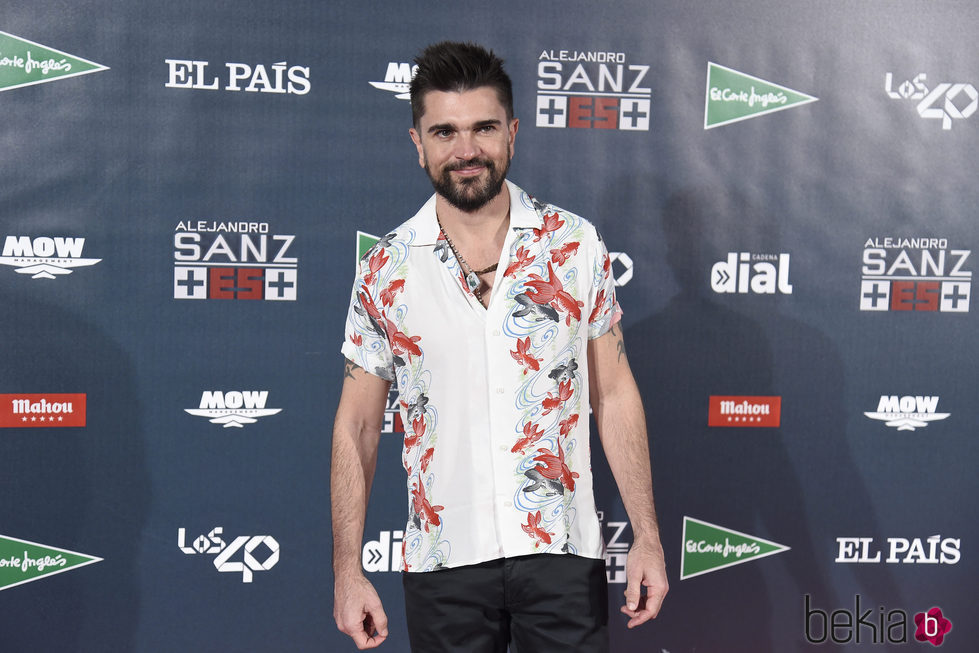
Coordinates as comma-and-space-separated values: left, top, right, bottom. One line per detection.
1, 1, 975, 651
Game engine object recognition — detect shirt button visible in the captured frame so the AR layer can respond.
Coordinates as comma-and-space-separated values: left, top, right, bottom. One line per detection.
492, 329, 501, 337
504, 501, 513, 508
496, 387, 505, 394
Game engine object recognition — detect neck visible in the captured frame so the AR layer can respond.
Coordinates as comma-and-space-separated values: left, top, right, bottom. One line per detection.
435, 183, 511, 242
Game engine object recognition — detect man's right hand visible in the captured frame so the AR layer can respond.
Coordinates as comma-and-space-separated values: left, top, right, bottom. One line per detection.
334, 571, 389, 649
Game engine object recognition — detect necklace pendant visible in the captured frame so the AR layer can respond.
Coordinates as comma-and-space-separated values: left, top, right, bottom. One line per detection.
465, 271, 480, 292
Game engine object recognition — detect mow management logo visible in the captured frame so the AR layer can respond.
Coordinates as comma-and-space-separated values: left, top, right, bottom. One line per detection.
369, 62, 415, 100
184, 390, 282, 428
1, 236, 101, 279
864, 395, 949, 431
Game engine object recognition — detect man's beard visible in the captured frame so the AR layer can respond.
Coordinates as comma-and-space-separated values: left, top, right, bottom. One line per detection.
425, 152, 510, 213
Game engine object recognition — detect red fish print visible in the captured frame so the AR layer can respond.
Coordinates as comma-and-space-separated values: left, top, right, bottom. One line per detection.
358, 284, 383, 320
383, 312, 422, 361
511, 421, 545, 454
532, 440, 579, 491
419, 447, 435, 473
504, 246, 534, 278
524, 261, 584, 326
510, 336, 542, 375
403, 415, 424, 451
602, 251, 611, 279
364, 249, 390, 286
589, 289, 608, 324
411, 474, 444, 533
532, 212, 565, 242
521, 510, 553, 548
559, 414, 579, 438
379, 278, 406, 307
541, 379, 574, 416
549, 241, 580, 266
349, 333, 363, 346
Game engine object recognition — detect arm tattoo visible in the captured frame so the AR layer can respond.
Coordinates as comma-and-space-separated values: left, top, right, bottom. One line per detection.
611, 324, 626, 363
344, 359, 361, 380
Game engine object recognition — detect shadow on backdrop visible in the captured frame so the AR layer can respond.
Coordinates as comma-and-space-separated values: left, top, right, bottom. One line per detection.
591, 185, 899, 652
0, 287, 150, 652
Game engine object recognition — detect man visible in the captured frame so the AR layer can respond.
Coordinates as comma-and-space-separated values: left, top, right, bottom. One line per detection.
332, 41, 667, 651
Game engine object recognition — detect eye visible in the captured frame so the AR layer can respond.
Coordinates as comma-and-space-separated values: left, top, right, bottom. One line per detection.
435, 129, 453, 138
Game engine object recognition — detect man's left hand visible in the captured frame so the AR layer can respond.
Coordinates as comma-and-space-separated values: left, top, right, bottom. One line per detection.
620, 536, 669, 628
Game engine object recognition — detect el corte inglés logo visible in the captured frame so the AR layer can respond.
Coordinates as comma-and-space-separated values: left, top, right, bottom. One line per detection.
0, 534, 101, 591
0, 31, 107, 92
705, 62, 817, 129
681, 516, 789, 579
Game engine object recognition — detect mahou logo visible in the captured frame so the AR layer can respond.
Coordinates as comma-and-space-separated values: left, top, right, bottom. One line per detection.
708, 396, 781, 427
0, 394, 86, 427
0, 236, 101, 279
184, 390, 282, 428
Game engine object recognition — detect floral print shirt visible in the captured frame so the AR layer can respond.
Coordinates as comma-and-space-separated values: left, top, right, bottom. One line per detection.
341, 181, 621, 572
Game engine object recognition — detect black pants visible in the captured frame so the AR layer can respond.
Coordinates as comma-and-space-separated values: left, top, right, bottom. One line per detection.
402, 554, 609, 653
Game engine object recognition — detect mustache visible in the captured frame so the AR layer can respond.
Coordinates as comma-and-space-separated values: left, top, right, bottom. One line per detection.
444, 157, 495, 172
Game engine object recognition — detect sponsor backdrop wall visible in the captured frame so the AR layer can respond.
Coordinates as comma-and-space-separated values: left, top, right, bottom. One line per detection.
1, 1, 975, 651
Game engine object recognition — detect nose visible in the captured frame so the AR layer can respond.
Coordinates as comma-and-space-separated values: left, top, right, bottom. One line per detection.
453, 130, 480, 160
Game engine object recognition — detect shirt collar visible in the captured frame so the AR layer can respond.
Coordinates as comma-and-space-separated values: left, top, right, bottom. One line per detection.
406, 180, 542, 247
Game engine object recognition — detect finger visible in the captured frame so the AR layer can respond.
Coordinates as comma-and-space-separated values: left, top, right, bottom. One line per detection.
623, 574, 641, 612
642, 584, 667, 618
368, 601, 390, 639
359, 605, 388, 649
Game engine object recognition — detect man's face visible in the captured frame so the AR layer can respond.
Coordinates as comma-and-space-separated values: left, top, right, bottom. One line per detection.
409, 87, 518, 213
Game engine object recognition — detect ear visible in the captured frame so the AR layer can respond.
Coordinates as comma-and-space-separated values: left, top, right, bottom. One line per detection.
409, 128, 425, 168
508, 118, 519, 158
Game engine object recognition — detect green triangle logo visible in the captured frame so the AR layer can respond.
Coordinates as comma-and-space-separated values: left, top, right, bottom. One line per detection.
0, 534, 102, 591
0, 31, 108, 93
704, 62, 817, 129
357, 230, 380, 261
680, 516, 789, 579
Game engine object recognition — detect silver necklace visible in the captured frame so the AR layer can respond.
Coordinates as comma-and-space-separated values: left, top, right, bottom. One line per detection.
436, 216, 498, 305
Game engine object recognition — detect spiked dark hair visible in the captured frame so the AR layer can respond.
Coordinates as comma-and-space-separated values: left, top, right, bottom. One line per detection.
409, 41, 513, 127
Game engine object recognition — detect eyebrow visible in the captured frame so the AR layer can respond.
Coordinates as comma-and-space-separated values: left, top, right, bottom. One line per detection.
427, 118, 503, 135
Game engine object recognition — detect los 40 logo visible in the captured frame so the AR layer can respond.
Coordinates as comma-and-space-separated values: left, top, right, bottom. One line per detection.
178, 527, 280, 583
885, 72, 977, 130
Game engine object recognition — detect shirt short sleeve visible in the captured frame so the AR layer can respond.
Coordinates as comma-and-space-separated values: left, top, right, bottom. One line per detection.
587, 228, 622, 340
340, 258, 396, 381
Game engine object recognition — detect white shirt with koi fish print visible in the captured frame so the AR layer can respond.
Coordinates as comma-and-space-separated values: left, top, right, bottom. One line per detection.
341, 180, 622, 573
